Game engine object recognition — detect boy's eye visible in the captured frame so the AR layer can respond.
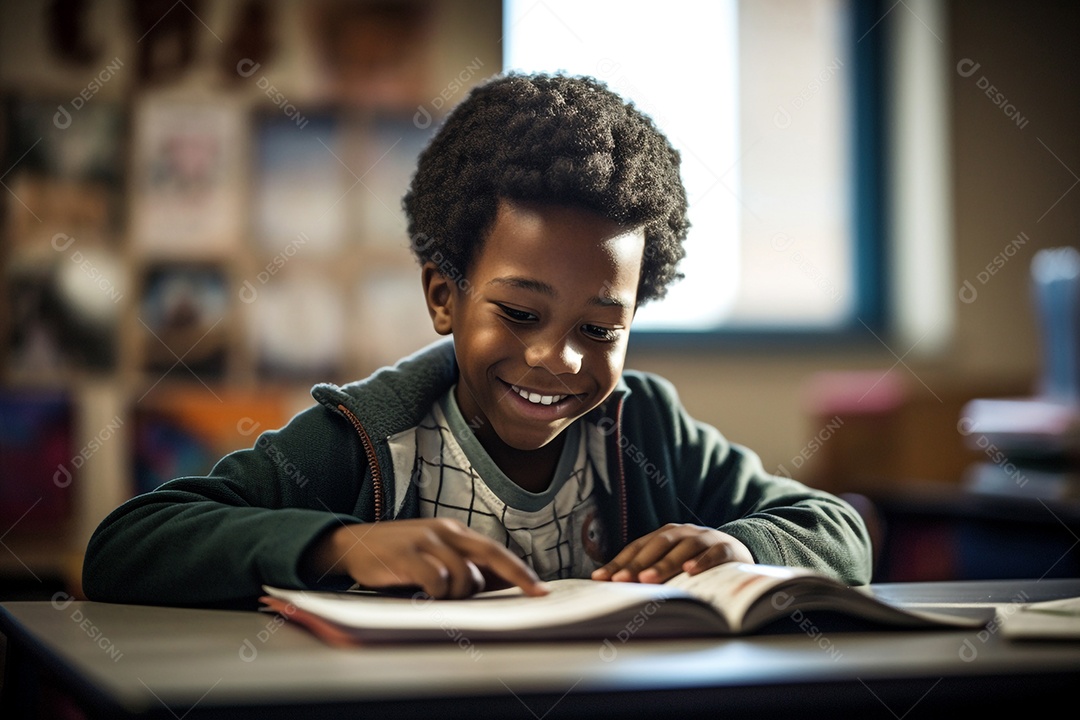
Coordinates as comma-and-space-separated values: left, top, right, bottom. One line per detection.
495, 303, 537, 323
582, 324, 620, 342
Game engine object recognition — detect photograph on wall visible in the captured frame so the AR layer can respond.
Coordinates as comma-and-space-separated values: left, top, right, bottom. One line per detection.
138, 262, 230, 380
247, 269, 346, 381
351, 265, 440, 371
352, 115, 433, 247
251, 112, 345, 257
305, 0, 434, 108
129, 97, 245, 255
4, 248, 123, 376
2, 96, 125, 249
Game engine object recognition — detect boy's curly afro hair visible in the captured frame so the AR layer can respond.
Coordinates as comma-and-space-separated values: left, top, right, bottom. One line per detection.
402, 72, 689, 305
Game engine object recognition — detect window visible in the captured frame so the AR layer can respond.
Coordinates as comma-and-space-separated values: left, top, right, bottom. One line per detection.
503, 0, 888, 339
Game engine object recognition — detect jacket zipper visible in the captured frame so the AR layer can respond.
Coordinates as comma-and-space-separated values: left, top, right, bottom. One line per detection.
611, 396, 629, 547
336, 403, 385, 520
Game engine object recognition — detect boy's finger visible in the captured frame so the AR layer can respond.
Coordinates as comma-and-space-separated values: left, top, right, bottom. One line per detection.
638, 557, 687, 584
640, 538, 717, 582
410, 553, 452, 599
485, 558, 549, 596
599, 527, 721, 582
450, 532, 549, 596
419, 543, 486, 598
591, 566, 615, 580
683, 540, 738, 573
592, 560, 633, 581
590, 535, 651, 579
607, 534, 684, 580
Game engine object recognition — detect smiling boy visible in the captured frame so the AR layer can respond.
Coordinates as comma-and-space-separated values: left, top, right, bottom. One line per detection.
83, 73, 872, 607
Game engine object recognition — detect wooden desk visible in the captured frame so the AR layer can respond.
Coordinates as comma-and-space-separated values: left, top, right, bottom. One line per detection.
3, 579, 1079, 719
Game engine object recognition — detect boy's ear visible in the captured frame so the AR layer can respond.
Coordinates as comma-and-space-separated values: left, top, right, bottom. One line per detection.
421, 262, 454, 335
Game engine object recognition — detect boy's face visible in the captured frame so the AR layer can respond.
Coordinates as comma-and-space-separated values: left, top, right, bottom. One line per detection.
423, 199, 644, 454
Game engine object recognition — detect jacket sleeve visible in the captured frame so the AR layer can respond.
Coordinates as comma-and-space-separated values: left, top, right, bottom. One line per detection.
82, 403, 371, 608
621, 373, 874, 586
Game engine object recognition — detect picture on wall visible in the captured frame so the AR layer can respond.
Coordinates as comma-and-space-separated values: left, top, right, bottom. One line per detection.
138, 262, 230, 381
251, 112, 345, 257
248, 269, 346, 380
4, 249, 123, 376
2, 96, 125, 249
352, 115, 433, 247
129, 97, 245, 255
305, 0, 434, 108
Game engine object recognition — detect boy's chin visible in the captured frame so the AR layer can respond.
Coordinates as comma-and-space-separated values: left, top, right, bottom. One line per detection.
495, 424, 571, 453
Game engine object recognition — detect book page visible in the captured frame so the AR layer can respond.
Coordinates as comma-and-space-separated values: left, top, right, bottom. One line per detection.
667, 564, 993, 632
664, 563, 807, 629
265, 579, 692, 633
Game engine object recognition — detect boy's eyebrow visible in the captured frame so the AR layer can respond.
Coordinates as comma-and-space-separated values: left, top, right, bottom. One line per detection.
488, 276, 631, 309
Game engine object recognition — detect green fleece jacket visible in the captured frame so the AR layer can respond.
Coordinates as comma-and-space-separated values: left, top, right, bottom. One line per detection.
83, 339, 872, 607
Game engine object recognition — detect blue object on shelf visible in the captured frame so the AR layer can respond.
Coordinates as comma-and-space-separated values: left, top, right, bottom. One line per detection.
1031, 247, 1080, 402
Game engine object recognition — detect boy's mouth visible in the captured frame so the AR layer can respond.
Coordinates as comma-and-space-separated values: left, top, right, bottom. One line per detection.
499, 380, 583, 419
509, 384, 567, 406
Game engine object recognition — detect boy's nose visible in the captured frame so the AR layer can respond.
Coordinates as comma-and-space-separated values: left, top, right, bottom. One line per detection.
525, 333, 583, 374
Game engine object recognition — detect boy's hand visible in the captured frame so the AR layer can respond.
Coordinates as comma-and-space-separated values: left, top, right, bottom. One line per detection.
590, 523, 754, 584
307, 518, 549, 599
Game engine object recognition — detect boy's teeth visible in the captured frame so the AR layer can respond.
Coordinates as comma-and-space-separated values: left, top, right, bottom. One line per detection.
511, 385, 566, 406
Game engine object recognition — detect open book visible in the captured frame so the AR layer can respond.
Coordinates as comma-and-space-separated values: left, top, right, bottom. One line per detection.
260, 563, 991, 645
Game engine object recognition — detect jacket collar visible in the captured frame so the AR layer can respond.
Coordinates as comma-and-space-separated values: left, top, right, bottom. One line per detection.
311, 338, 459, 442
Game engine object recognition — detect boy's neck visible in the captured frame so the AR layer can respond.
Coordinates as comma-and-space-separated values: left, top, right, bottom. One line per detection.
483, 433, 567, 494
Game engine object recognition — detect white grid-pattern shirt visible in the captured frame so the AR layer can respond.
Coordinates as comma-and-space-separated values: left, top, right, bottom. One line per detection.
413, 389, 608, 580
